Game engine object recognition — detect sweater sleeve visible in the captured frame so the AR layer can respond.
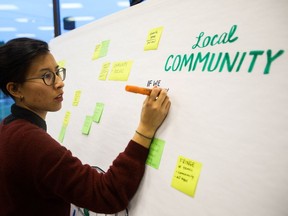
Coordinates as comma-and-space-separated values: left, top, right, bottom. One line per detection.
23, 126, 149, 214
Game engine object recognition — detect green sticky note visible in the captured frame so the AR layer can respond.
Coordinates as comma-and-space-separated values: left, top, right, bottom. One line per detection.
98, 62, 111, 81
144, 26, 164, 50
93, 102, 104, 123
99, 40, 110, 58
171, 156, 202, 197
81, 116, 93, 135
146, 138, 165, 169
108, 61, 133, 81
58, 125, 67, 143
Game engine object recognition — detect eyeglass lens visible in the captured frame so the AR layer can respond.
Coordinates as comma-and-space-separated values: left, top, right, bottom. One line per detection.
44, 68, 66, 86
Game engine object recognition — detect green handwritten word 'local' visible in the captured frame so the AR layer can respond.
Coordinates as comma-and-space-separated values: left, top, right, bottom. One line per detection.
164, 25, 284, 74
192, 24, 238, 49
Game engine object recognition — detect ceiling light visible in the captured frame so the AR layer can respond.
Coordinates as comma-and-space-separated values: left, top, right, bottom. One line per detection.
117, 1, 130, 7
48, 3, 82, 9
38, 26, 54, 31
15, 18, 29, 23
61, 3, 83, 9
0, 27, 17, 32
0, 4, 19, 10
16, 33, 36, 38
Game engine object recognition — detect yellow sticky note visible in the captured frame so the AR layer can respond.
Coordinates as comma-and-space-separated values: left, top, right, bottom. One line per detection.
144, 26, 164, 50
81, 116, 93, 135
108, 61, 133, 81
57, 60, 66, 68
98, 62, 111, 81
92, 44, 102, 60
72, 90, 81, 106
63, 111, 71, 126
171, 156, 202, 197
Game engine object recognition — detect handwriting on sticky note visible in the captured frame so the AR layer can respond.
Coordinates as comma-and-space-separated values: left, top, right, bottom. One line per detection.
93, 102, 104, 123
108, 61, 133, 81
72, 90, 81, 106
98, 62, 111, 81
144, 26, 164, 50
146, 138, 165, 169
92, 44, 102, 60
63, 111, 71, 126
82, 116, 93, 135
171, 156, 202, 197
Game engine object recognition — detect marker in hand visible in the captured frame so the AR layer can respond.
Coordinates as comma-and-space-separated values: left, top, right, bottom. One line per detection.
125, 85, 152, 95
125, 85, 169, 96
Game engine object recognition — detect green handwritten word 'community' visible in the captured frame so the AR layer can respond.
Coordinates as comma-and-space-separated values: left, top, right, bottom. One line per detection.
164, 25, 284, 75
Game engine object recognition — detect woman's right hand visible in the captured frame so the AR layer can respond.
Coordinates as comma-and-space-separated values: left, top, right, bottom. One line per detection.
133, 87, 171, 148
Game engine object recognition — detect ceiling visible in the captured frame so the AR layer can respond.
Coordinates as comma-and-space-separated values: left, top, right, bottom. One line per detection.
0, 0, 132, 43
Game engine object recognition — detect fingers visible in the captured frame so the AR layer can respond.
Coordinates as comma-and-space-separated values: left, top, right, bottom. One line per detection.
138, 86, 171, 137
149, 86, 166, 99
148, 86, 162, 102
149, 87, 170, 107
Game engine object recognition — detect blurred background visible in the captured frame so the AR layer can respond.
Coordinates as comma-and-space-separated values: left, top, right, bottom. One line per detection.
0, 0, 144, 121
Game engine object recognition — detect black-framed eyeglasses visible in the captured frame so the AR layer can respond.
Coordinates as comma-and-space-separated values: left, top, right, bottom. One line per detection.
25, 67, 66, 86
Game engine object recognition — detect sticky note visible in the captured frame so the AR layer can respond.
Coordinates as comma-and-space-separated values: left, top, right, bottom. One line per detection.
58, 125, 67, 142
98, 62, 111, 81
92, 40, 110, 60
63, 111, 71, 126
146, 138, 165, 169
92, 44, 102, 60
144, 26, 164, 50
57, 60, 66, 68
171, 156, 202, 197
108, 61, 133, 81
72, 90, 81, 106
93, 102, 104, 123
99, 40, 110, 58
81, 116, 93, 135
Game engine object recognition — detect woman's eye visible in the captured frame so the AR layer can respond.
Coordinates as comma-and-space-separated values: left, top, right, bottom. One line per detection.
44, 73, 53, 80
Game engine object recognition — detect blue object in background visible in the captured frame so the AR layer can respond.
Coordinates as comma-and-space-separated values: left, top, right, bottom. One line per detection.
0, 91, 13, 121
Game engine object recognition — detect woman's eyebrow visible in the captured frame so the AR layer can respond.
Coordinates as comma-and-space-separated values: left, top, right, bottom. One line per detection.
39, 66, 59, 72
39, 68, 50, 72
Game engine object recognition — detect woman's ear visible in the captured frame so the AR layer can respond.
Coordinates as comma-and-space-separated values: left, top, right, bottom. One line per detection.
6, 82, 22, 99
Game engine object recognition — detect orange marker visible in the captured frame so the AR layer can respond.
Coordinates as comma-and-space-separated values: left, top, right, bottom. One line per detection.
125, 85, 152, 95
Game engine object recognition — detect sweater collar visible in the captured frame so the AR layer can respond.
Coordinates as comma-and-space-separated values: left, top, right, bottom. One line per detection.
6, 104, 47, 131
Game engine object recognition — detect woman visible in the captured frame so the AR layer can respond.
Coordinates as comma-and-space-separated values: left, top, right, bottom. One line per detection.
0, 38, 171, 215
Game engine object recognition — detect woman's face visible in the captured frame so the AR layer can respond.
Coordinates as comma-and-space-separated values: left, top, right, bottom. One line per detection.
17, 52, 64, 119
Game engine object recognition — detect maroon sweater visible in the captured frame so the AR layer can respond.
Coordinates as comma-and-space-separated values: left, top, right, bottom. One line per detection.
0, 104, 149, 216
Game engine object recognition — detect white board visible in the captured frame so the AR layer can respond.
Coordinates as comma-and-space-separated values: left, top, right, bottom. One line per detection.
46, 0, 288, 215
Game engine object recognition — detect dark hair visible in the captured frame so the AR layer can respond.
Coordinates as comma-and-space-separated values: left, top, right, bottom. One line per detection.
0, 37, 50, 97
